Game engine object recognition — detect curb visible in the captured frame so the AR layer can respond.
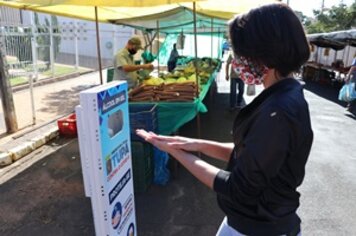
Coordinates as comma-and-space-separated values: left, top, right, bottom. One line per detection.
0, 152, 12, 166
0, 127, 59, 166
2, 69, 93, 166
12, 70, 93, 93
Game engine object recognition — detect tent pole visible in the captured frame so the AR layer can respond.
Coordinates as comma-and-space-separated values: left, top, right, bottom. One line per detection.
143, 32, 149, 51
193, 2, 198, 90
345, 42, 351, 66
193, 1, 201, 141
156, 20, 160, 75
193, 2, 198, 89
315, 47, 319, 63
211, 18, 213, 60
218, 29, 221, 59
150, 32, 153, 53
95, 6, 103, 84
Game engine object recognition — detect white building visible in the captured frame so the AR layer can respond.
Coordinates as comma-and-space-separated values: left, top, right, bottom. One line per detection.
1, 6, 134, 69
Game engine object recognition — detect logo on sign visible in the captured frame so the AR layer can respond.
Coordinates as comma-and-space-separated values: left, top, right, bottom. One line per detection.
111, 201, 122, 229
127, 223, 135, 236
106, 140, 130, 181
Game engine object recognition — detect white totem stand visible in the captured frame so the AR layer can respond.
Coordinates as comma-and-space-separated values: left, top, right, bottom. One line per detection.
76, 81, 137, 236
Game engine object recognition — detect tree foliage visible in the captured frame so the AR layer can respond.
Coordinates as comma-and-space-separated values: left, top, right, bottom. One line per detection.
305, 2, 356, 34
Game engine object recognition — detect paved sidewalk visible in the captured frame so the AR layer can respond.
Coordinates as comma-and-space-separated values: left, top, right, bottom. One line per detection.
1, 63, 356, 235
0, 70, 103, 167
0, 78, 356, 235
0, 66, 227, 169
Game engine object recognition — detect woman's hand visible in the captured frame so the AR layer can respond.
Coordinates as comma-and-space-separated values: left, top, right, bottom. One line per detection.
136, 130, 220, 190
156, 135, 202, 152
135, 129, 201, 153
135, 129, 176, 154
136, 129, 233, 162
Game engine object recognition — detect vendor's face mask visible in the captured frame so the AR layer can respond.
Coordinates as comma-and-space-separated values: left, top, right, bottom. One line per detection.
232, 56, 268, 85
128, 48, 138, 55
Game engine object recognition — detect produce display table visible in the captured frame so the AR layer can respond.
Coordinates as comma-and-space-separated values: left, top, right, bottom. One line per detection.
129, 72, 216, 135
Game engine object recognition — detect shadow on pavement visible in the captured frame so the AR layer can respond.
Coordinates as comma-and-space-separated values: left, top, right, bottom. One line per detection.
0, 93, 236, 236
38, 85, 95, 115
134, 93, 233, 236
303, 80, 345, 106
345, 113, 356, 120
0, 138, 95, 236
303, 80, 356, 117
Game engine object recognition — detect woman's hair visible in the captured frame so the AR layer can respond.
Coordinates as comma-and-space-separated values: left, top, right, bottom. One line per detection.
229, 3, 310, 77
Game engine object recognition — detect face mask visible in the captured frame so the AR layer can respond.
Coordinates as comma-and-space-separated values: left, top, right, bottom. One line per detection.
232, 56, 268, 85
128, 48, 137, 55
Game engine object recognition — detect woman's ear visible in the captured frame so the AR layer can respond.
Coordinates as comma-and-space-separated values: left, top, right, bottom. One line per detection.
263, 68, 279, 84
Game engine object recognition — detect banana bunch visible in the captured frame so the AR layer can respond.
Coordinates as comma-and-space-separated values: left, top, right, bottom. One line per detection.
142, 77, 165, 86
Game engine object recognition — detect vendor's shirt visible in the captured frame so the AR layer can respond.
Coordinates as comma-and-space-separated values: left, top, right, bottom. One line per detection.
114, 48, 138, 89
168, 49, 179, 63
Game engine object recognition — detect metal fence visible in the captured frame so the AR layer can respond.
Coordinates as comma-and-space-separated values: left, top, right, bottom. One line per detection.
0, 14, 130, 134
1, 25, 34, 80
1, 24, 89, 85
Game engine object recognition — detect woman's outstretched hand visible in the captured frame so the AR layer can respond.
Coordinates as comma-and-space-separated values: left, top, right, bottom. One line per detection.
135, 129, 174, 153
135, 129, 201, 153
136, 129, 220, 189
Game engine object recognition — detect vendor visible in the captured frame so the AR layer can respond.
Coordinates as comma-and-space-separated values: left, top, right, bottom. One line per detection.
167, 43, 179, 72
113, 36, 154, 89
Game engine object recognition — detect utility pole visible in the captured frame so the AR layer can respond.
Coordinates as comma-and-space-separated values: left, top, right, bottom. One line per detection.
0, 43, 18, 133
321, 0, 325, 13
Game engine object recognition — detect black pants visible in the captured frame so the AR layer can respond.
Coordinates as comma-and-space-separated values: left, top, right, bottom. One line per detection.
167, 61, 176, 72
230, 77, 245, 108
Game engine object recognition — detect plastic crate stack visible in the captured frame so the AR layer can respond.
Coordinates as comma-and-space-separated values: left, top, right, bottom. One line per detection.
129, 104, 158, 193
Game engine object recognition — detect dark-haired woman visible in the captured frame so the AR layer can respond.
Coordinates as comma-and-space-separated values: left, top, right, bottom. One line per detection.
136, 3, 313, 236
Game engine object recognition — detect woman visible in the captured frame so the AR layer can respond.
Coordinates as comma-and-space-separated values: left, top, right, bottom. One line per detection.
345, 57, 356, 112
137, 3, 313, 236
225, 50, 245, 110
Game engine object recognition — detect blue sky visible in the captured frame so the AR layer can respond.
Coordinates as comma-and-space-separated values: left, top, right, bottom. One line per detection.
281, 0, 355, 17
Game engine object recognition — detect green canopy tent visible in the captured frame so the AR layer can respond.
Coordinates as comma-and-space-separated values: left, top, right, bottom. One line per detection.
0, 0, 277, 135
1, 0, 277, 74
0, 0, 205, 83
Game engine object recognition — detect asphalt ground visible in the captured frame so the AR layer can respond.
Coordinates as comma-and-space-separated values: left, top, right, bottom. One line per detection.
0, 78, 356, 236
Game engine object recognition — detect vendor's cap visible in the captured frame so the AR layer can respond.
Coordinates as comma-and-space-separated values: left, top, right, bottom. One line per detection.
128, 36, 143, 49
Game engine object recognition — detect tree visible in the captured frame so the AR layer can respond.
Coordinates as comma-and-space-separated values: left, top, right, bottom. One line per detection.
294, 10, 308, 25
305, 2, 356, 33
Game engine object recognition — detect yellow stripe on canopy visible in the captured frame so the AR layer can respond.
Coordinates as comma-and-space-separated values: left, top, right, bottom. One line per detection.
185, 0, 277, 19
13, 0, 204, 7
0, 2, 181, 23
0, 0, 278, 26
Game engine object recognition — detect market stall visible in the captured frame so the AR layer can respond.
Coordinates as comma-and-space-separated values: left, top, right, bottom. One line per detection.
305, 29, 356, 87
1, 0, 276, 195
129, 58, 220, 135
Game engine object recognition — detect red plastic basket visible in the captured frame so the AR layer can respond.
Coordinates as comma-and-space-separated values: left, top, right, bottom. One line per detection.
57, 113, 77, 137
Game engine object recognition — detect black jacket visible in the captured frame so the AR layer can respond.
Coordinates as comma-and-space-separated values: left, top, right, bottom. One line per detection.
213, 78, 313, 236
